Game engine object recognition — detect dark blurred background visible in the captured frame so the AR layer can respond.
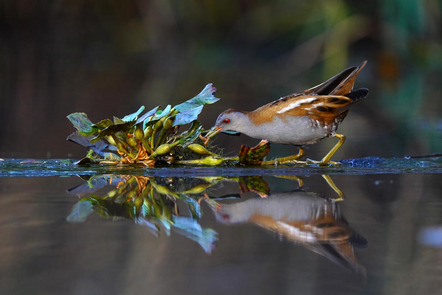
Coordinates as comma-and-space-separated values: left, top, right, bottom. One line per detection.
1, 0, 441, 159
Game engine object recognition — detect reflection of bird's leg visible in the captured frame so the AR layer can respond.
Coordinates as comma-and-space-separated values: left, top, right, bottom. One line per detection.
262, 147, 305, 165
197, 193, 210, 204
274, 175, 304, 189
322, 175, 344, 201
174, 201, 179, 215
308, 134, 345, 166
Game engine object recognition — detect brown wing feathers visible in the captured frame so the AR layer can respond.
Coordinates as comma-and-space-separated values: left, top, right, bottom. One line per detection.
249, 61, 368, 125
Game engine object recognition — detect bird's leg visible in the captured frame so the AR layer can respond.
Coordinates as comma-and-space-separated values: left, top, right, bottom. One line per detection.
262, 147, 305, 165
308, 134, 345, 166
277, 147, 305, 164
322, 175, 344, 201
321, 133, 345, 164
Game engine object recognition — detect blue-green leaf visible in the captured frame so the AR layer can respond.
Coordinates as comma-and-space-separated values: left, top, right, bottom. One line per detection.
136, 106, 159, 130
90, 121, 134, 143
122, 106, 145, 122
153, 105, 172, 120
67, 113, 98, 136
174, 83, 219, 112
173, 105, 204, 126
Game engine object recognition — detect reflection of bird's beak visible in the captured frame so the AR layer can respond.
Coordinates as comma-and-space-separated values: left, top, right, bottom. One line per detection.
201, 126, 222, 145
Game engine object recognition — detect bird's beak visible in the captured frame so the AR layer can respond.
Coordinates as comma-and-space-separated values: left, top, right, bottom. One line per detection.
201, 126, 222, 146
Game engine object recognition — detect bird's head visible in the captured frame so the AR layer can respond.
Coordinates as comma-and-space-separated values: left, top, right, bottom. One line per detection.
213, 109, 248, 135
202, 109, 246, 145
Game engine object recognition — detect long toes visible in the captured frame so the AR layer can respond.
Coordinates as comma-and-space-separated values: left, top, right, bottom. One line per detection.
305, 159, 341, 166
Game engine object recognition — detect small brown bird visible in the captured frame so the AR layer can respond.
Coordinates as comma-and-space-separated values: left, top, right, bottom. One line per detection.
204, 61, 369, 165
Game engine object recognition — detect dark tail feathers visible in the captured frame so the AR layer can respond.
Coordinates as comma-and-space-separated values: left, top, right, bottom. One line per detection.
345, 88, 369, 103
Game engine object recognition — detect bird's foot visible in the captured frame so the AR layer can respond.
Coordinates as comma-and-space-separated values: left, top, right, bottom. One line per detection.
279, 159, 308, 165
305, 159, 342, 166
262, 147, 305, 166
261, 159, 307, 166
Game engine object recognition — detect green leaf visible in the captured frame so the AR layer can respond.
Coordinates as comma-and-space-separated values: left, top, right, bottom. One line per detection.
173, 105, 204, 126
67, 113, 98, 136
136, 106, 159, 125
92, 119, 114, 129
122, 106, 145, 122
90, 121, 134, 143
153, 105, 172, 120
66, 131, 118, 156
178, 121, 203, 146
174, 84, 219, 112
113, 116, 125, 124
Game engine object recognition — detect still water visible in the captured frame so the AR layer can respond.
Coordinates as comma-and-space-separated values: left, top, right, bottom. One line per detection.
0, 168, 441, 295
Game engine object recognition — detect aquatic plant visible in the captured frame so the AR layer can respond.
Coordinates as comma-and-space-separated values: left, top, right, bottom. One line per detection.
67, 84, 270, 166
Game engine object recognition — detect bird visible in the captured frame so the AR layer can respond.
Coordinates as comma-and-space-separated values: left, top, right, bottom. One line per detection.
203, 61, 369, 165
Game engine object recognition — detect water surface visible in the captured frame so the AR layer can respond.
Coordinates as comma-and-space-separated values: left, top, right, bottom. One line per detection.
0, 167, 441, 295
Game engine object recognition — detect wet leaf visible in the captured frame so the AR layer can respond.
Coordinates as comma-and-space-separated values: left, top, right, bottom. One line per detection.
90, 121, 134, 143
153, 105, 172, 120
174, 83, 219, 112
177, 121, 202, 140
92, 119, 114, 129
122, 106, 145, 122
67, 113, 98, 136
66, 132, 118, 156
136, 106, 159, 126
113, 116, 125, 124
173, 105, 204, 126
238, 140, 270, 165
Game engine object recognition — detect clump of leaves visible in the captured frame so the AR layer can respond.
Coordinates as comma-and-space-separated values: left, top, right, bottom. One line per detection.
68, 84, 222, 166
67, 84, 270, 166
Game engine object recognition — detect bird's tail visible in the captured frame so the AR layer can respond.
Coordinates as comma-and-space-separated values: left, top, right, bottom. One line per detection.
303, 60, 368, 96
344, 88, 369, 103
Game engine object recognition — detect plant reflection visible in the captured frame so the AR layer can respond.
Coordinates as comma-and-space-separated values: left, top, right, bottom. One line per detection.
67, 174, 366, 273
67, 175, 219, 253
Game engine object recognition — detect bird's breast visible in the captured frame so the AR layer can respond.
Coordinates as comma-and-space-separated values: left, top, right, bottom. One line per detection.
244, 115, 333, 145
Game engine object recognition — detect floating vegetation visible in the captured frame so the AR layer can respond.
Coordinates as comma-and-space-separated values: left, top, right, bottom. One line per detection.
67, 84, 269, 167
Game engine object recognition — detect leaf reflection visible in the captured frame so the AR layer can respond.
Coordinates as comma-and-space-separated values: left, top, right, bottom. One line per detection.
67, 175, 219, 253
67, 174, 367, 273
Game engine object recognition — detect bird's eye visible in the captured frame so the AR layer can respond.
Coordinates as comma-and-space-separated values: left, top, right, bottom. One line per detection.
223, 118, 230, 124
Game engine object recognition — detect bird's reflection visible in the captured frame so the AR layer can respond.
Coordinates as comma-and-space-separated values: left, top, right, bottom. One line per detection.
205, 177, 367, 274
67, 174, 366, 273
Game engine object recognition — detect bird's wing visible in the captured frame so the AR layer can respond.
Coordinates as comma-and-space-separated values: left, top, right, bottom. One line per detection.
261, 94, 352, 124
